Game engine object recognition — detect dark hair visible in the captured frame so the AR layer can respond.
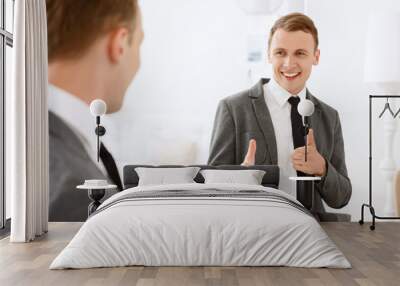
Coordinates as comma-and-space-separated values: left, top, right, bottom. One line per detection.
46, 0, 138, 62
268, 12, 319, 50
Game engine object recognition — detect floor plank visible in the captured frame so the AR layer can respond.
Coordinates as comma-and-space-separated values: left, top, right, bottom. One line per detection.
0, 222, 399, 286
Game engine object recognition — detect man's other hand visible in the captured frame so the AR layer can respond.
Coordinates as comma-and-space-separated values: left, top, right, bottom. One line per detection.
241, 139, 257, 166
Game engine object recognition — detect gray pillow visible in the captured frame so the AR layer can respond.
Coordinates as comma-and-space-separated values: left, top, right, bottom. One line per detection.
135, 167, 201, 186
200, 169, 266, 185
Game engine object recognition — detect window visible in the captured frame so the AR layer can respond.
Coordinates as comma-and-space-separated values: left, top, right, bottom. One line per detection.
1, 0, 14, 230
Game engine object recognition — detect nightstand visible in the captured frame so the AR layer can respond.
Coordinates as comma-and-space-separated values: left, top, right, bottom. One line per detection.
76, 183, 117, 217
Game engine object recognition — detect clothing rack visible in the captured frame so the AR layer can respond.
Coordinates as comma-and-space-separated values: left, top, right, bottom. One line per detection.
360, 95, 400, 230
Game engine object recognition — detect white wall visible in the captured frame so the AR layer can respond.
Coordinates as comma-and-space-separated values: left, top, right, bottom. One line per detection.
306, 0, 400, 220
101, 0, 400, 221
104, 0, 272, 165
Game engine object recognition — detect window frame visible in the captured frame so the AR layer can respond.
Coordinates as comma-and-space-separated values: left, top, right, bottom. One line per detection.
0, 0, 14, 230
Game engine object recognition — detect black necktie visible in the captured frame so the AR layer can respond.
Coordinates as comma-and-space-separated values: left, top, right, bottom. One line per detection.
100, 143, 123, 191
288, 96, 312, 209
288, 96, 305, 151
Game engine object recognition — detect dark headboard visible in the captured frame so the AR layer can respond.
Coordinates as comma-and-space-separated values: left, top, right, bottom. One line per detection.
123, 165, 280, 189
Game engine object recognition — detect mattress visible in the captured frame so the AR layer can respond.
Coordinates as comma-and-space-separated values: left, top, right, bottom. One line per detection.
50, 183, 351, 269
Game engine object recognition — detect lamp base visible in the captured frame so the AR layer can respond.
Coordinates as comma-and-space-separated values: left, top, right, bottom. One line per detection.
289, 177, 321, 217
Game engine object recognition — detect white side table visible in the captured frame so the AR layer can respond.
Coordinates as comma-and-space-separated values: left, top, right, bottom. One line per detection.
289, 176, 321, 214
76, 184, 117, 217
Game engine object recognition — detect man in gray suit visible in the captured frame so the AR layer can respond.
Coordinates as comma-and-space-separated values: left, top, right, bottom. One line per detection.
208, 13, 351, 220
46, 0, 144, 221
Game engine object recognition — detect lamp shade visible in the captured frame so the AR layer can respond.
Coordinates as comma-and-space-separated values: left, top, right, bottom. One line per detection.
90, 99, 107, 116
364, 11, 400, 85
298, 98, 315, 117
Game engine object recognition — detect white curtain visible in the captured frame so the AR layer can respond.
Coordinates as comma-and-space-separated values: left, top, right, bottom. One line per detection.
9, 0, 49, 242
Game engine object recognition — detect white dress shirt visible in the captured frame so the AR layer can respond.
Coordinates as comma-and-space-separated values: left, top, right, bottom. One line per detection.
48, 84, 109, 178
263, 78, 306, 197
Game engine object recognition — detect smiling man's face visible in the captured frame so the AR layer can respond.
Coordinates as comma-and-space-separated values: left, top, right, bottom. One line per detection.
268, 28, 320, 95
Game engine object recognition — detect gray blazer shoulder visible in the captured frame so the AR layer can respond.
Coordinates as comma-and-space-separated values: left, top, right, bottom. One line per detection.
49, 111, 107, 222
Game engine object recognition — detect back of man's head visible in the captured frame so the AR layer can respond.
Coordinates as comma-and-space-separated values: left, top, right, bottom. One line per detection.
46, 0, 143, 114
47, 0, 138, 62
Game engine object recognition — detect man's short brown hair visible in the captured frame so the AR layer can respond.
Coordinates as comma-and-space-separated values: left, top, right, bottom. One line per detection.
268, 13, 319, 50
46, 0, 138, 62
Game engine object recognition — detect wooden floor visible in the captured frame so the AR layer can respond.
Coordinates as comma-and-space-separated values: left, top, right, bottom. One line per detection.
0, 222, 399, 286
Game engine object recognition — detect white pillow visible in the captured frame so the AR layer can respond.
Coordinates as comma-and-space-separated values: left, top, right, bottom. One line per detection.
135, 167, 201, 186
200, 169, 266, 185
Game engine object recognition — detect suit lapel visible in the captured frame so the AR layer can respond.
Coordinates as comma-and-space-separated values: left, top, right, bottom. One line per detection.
249, 79, 278, 164
248, 81, 321, 164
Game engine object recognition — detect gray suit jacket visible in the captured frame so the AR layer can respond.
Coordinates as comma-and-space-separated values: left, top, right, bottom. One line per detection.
49, 111, 108, 222
208, 78, 352, 215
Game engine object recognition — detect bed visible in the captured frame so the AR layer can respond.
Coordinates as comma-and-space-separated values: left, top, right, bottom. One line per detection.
50, 165, 350, 269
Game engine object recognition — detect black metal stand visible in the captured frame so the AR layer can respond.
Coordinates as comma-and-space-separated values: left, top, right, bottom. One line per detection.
359, 95, 400, 230
297, 180, 316, 216
94, 116, 106, 162
87, 189, 106, 217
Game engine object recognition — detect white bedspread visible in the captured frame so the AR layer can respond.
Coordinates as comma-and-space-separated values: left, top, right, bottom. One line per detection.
50, 183, 351, 269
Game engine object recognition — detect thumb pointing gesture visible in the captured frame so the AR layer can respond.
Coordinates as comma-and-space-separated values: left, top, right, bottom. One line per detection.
241, 139, 256, 166
307, 128, 316, 147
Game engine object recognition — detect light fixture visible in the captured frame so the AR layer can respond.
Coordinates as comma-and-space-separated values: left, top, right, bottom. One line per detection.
298, 98, 315, 161
90, 99, 107, 162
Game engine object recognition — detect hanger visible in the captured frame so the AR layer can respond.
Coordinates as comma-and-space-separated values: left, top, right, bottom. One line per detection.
394, 106, 400, 118
379, 97, 395, 118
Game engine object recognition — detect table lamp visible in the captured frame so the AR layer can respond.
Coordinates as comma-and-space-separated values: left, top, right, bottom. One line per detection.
90, 99, 107, 162
298, 98, 315, 161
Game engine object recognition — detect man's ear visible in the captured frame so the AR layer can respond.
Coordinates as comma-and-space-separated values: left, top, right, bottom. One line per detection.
108, 27, 130, 63
313, 48, 320, 65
